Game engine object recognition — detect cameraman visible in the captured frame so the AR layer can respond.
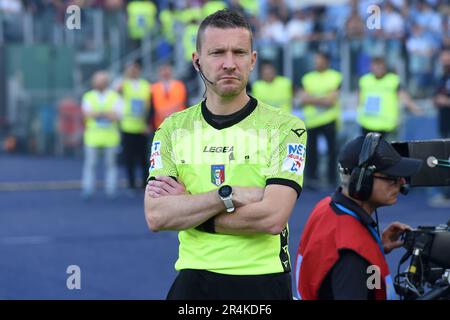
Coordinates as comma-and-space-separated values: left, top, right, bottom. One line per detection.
296, 133, 423, 300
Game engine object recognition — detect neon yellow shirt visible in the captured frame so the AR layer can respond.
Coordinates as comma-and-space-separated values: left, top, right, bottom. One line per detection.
148, 97, 307, 275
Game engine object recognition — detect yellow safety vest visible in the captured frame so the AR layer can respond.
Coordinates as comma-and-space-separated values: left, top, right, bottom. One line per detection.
301, 69, 342, 129
183, 23, 199, 62
240, 0, 259, 16
159, 9, 176, 44
127, 1, 157, 40
202, 1, 227, 18
177, 7, 202, 24
83, 90, 121, 148
120, 79, 151, 134
252, 76, 293, 113
357, 73, 400, 132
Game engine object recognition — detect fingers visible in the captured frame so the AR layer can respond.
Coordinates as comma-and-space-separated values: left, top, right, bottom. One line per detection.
148, 179, 175, 194
156, 176, 180, 189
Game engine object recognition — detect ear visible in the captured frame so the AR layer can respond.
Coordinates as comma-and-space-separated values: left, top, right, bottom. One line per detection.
192, 52, 200, 71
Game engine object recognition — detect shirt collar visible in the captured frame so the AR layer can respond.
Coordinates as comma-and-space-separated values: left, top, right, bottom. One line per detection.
331, 187, 377, 228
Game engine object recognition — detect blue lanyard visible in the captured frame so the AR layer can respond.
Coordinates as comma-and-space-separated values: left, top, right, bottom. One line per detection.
334, 202, 385, 256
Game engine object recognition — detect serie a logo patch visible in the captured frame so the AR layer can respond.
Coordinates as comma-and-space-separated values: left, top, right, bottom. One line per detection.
149, 141, 162, 170
282, 143, 306, 175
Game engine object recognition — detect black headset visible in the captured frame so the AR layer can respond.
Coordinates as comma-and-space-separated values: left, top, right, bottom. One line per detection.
348, 132, 381, 201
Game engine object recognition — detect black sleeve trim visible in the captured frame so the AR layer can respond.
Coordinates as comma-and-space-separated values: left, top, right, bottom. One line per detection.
266, 178, 302, 199
195, 217, 216, 234
147, 176, 178, 182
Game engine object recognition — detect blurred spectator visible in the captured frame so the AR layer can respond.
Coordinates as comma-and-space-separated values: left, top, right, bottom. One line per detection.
81, 71, 122, 199
259, 12, 287, 45
286, 9, 313, 42
429, 48, 450, 207
406, 24, 437, 97
117, 61, 151, 193
251, 61, 293, 113
382, 1, 405, 70
150, 63, 187, 130
57, 98, 83, 155
357, 57, 422, 141
126, 0, 157, 52
1, 0, 24, 42
300, 52, 342, 189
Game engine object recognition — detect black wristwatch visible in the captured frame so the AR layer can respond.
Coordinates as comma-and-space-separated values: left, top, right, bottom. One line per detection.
218, 185, 235, 213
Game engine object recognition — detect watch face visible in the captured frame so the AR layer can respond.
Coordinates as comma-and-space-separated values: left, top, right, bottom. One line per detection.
219, 185, 232, 198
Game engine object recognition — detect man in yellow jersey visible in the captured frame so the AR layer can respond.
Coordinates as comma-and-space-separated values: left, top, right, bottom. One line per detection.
144, 9, 307, 300
117, 62, 151, 192
81, 71, 122, 199
357, 57, 422, 141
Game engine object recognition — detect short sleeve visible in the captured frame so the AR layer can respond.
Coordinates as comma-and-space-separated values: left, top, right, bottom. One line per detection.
265, 118, 307, 198
147, 119, 178, 181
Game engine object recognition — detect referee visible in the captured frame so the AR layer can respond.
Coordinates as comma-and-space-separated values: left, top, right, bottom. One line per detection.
144, 9, 307, 300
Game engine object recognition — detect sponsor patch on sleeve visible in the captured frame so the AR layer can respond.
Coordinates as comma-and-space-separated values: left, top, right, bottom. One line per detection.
149, 141, 163, 171
281, 143, 306, 175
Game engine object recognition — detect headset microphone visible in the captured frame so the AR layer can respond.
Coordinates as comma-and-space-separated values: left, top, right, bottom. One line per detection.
400, 184, 410, 195
196, 60, 214, 85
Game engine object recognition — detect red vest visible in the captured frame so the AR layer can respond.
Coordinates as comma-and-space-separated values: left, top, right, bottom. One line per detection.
295, 196, 395, 300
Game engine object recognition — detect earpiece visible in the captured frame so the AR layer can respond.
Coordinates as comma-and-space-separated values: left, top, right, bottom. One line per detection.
195, 59, 214, 85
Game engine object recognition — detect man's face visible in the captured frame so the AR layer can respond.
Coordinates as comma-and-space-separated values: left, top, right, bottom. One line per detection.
371, 61, 386, 78
314, 55, 327, 71
369, 173, 406, 207
441, 51, 450, 72
194, 27, 256, 98
261, 64, 276, 82
159, 65, 172, 81
126, 64, 140, 79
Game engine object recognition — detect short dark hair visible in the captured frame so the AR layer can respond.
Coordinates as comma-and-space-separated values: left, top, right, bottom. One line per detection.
315, 51, 330, 62
371, 56, 385, 65
196, 9, 253, 52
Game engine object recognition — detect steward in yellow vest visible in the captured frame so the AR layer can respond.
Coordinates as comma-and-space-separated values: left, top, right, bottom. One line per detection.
119, 63, 151, 134
117, 62, 152, 191
300, 52, 341, 187
357, 57, 422, 138
252, 62, 293, 113
82, 74, 122, 148
81, 71, 122, 199
127, 0, 157, 40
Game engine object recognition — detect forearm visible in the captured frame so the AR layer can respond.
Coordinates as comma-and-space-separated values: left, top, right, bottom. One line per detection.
214, 200, 286, 236
145, 190, 225, 232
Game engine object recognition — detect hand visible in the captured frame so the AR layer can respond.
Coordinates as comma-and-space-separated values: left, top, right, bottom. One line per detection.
146, 176, 187, 198
435, 94, 450, 107
382, 222, 411, 254
231, 186, 264, 207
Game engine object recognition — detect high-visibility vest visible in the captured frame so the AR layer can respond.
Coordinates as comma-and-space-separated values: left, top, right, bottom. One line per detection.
252, 76, 293, 113
183, 23, 199, 62
296, 197, 395, 300
127, 1, 157, 40
151, 80, 187, 129
202, 1, 227, 18
357, 73, 400, 132
83, 90, 121, 147
301, 69, 342, 129
159, 9, 176, 44
120, 79, 151, 134
240, 0, 259, 16
177, 7, 202, 24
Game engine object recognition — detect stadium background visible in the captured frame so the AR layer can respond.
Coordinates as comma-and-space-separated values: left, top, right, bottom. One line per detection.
0, 0, 449, 299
